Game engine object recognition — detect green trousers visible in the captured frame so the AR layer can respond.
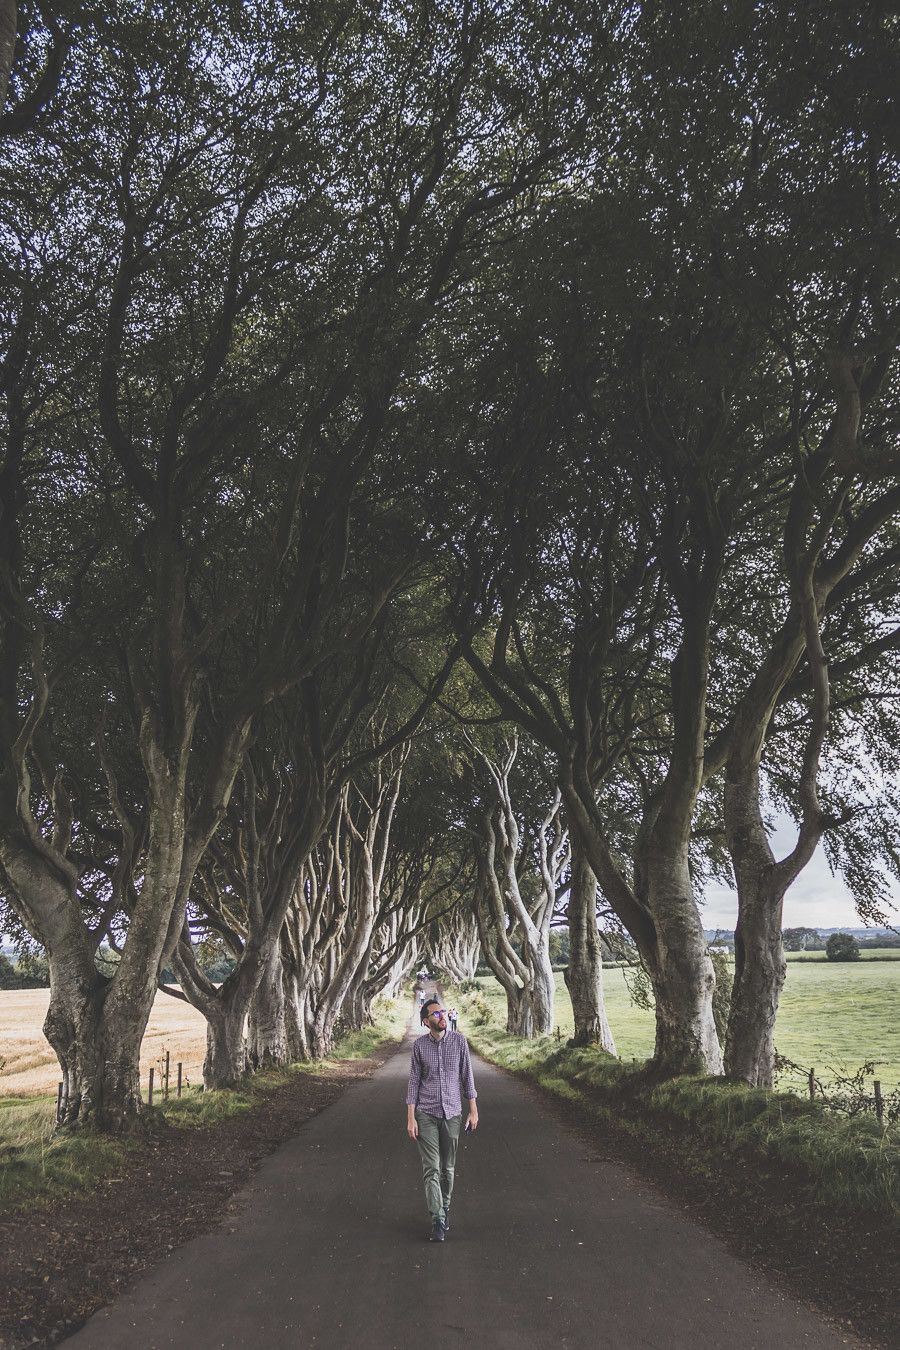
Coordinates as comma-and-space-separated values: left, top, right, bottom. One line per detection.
415, 1110, 462, 1220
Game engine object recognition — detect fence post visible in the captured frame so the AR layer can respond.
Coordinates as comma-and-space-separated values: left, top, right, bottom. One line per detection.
874, 1080, 884, 1124
57, 1081, 63, 1123
164, 1050, 170, 1101
177, 1062, 183, 1098
148, 1066, 154, 1108
808, 1067, 815, 1100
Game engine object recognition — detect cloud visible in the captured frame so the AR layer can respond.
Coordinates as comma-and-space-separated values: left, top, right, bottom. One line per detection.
701, 815, 899, 930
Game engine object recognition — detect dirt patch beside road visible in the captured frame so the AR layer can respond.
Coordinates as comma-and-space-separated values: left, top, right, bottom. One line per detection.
0, 1044, 398, 1349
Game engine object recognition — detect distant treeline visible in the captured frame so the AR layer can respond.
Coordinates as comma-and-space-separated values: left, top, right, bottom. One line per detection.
782, 927, 900, 952
0, 939, 237, 991
0, 952, 50, 989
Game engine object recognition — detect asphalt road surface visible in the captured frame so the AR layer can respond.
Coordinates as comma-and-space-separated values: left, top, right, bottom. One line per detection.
64, 1023, 862, 1350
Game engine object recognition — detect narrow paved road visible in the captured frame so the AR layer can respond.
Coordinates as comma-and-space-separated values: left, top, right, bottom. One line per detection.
65, 1026, 861, 1350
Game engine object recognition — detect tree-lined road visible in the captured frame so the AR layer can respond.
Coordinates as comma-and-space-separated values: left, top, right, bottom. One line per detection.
64, 1034, 861, 1350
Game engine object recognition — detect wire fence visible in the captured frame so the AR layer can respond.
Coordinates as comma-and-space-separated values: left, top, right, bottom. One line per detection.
773, 1053, 900, 1125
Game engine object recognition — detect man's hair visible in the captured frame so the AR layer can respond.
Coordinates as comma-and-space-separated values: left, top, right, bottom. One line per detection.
420, 997, 440, 1025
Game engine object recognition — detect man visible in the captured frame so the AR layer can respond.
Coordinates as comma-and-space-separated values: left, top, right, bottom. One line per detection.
406, 997, 478, 1243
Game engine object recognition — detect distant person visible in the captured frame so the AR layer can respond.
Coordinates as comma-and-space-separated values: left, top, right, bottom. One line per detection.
406, 998, 478, 1243
448, 1007, 458, 1031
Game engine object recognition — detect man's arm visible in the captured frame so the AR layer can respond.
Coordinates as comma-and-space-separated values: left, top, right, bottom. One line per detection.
406, 1040, 421, 1139
460, 1038, 478, 1131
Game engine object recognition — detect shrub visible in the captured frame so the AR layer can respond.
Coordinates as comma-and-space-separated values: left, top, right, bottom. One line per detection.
709, 948, 733, 1041
826, 932, 860, 962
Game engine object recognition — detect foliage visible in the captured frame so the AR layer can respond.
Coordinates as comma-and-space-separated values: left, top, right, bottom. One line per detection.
783, 927, 825, 952
549, 930, 569, 967
775, 1054, 900, 1124
0, 0, 899, 1114
709, 949, 733, 1044
0, 952, 50, 989
826, 933, 861, 962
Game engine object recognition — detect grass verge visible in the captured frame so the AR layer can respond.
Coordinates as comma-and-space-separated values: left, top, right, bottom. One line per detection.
0, 996, 406, 1210
456, 988, 900, 1222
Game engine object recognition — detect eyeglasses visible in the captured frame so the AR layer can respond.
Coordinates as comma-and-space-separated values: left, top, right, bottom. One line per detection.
428, 1008, 447, 1018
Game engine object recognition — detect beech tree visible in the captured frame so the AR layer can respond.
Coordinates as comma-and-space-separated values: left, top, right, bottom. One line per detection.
461, 734, 567, 1036
1, 0, 615, 1128
2, 0, 897, 1126
428, 1, 900, 1078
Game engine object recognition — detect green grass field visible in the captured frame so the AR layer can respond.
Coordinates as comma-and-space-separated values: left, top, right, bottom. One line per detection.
785, 948, 900, 961
473, 953, 900, 1094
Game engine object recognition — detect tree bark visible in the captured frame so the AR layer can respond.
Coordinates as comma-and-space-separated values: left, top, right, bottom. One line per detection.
640, 841, 722, 1075
283, 963, 312, 1061
0, 0, 15, 115
203, 1000, 249, 1089
169, 944, 259, 1089
247, 943, 289, 1069
564, 840, 616, 1054
722, 763, 790, 1086
523, 935, 554, 1035
507, 983, 534, 1036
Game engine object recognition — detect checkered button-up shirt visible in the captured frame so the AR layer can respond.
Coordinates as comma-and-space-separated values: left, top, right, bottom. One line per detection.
406, 1029, 477, 1119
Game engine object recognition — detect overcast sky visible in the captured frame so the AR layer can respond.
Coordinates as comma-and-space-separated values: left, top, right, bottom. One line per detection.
701, 815, 899, 931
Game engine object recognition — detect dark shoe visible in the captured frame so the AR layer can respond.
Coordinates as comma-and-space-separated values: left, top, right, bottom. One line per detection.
429, 1218, 445, 1243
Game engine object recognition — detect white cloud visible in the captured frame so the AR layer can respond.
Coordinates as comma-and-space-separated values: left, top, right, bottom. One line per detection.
701, 815, 900, 930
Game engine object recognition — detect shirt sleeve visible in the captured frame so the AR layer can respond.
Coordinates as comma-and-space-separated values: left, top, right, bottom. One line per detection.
459, 1036, 477, 1101
406, 1039, 422, 1107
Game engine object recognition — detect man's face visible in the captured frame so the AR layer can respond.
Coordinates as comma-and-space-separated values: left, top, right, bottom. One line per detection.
425, 1006, 447, 1033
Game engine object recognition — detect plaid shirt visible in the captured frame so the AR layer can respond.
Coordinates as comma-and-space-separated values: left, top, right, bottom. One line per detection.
406, 1029, 477, 1118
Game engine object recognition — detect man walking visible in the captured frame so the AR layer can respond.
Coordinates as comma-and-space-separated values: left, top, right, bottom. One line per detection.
406, 997, 478, 1242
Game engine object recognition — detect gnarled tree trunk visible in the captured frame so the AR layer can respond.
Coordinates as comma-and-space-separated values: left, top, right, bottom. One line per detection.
563, 780, 722, 1077
247, 943, 289, 1069
723, 762, 792, 1087
203, 999, 249, 1088
639, 841, 721, 1075
564, 839, 616, 1054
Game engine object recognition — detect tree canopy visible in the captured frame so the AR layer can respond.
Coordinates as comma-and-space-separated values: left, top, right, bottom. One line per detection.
1, 0, 898, 1126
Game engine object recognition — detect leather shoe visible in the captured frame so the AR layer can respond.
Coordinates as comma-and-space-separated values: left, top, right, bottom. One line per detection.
429, 1218, 445, 1242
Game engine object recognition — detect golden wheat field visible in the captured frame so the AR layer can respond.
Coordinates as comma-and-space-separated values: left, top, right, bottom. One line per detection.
0, 989, 208, 1099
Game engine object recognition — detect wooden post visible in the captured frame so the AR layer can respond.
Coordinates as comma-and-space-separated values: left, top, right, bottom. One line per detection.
57, 1082, 63, 1123
148, 1066, 154, 1108
177, 1062, 183, 1098
808, 1067, 815, 1100
164, 1050, 170, 1101
874, 1080, 884, 1124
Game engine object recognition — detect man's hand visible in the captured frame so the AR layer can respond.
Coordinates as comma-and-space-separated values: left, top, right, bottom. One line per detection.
407, 1107, 418, 1140
466, 1103, 479, 1133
